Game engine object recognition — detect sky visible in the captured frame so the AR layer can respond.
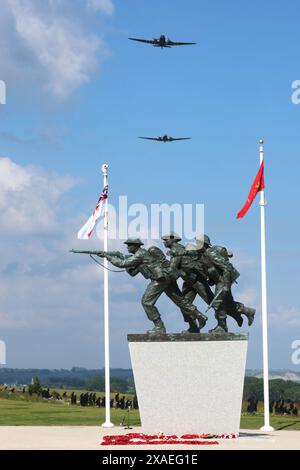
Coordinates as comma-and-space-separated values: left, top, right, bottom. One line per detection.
0, 0, 299, 371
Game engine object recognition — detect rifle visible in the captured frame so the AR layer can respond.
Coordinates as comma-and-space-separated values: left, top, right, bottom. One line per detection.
70, 249, 123, 257
205, 287, 225, 313
70, 249, 104, 256
70, 249, 125, 272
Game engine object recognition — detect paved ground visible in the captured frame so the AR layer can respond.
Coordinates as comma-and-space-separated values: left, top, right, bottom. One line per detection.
0, 426, 299, 450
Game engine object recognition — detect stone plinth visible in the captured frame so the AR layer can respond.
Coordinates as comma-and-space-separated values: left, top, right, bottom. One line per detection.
128, 333, 248, 435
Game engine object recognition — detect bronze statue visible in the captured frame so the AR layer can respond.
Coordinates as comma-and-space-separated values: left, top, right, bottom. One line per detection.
71, 233, 255, 335
189, 235, 255, 333
162, 232, 215, 332
71, 238, 207, 335
161, 232, 255, 333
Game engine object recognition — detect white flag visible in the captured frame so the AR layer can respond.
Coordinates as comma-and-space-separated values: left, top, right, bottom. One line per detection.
77, 186, 108, 240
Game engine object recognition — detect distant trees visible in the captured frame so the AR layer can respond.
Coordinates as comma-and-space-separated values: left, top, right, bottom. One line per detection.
1, 368, 299, 400
28, 376, 42, 395
85, 377, 105, 391
243, 377, 300, 402
0, 367, 134, 391
85, 376, 131, 393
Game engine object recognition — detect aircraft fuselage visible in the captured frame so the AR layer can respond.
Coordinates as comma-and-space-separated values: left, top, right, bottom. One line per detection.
153, 35, 169, 48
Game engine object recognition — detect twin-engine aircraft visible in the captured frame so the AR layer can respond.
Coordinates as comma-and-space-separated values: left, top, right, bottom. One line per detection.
139, 135, 192, 143
129, 34, 196, 49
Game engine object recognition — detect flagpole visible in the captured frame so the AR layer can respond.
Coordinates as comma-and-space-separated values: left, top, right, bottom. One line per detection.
101, 163, 113, 428
258, 140, 274, 432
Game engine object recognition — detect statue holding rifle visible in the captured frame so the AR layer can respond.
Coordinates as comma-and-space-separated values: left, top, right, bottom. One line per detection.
184, 234, 256, 333
71, 234, 256, 334
71, 238, 208, 335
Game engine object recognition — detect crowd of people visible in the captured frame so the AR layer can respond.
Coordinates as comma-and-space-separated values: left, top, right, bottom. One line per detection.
246, 397, 299, 416
271, 400, 299, 416
76, 392, 138, 409
0, 386, 26, 394
0, 386, 138, 409
2, 385, 299, 417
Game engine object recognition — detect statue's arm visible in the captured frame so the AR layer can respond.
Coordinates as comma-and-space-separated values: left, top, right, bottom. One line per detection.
169, 255, 180, 272
126, 266, 140, 277
100, 251, 124, 258
105, 252, 141, 269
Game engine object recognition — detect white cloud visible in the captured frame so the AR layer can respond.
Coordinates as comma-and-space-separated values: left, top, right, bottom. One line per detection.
232, 248, 259, 269
270, 307, 300, 328
235, 287, 258, 307
0, 157, 77, 234
1, 158, 281, 368
0, 157, 142, 370
88, 0, 115, 15
0, 0, 113, 99
0, 311, 24, 329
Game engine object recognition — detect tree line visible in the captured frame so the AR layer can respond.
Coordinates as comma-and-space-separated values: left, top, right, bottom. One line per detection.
243, 377, 300, 402
0, 368, 134, 393
1, 369, 300, 401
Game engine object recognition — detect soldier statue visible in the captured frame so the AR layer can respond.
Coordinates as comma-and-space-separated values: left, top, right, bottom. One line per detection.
162, 232, 215, 332
191, 235, 256, 332
162, 232, 255, 333
71, 238, 208, 335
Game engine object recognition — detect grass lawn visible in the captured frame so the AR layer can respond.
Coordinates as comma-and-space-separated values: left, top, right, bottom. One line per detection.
0, 397, 140, 426
0, 397, 300, 429
241, 413, 300, 431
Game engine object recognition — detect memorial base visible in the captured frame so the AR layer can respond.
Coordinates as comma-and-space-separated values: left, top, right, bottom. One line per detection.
128, 333, 248, 435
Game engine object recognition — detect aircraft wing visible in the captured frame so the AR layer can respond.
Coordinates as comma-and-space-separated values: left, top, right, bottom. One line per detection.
169, 137, 192, 141
168, 41, 196, 46
139, 136, 160, 141
129, 38, 155, 45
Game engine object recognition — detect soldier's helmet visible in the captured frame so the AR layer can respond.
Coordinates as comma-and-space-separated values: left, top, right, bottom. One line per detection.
124, 238, 144, 246
195, 234, 211, 248
161, 232, 182, 241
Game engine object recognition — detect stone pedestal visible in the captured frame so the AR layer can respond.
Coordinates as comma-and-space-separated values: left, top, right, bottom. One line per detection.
128, 333, 248, 435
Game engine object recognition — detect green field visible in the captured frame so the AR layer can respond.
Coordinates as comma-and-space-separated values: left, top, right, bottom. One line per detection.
0, 396, 300, 429
0, 397, 140, 426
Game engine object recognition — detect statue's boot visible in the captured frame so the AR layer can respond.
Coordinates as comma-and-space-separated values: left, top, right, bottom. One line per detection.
242, 307, 256, 326
209, 319, 228, 334
235, 302, 255, 326
195, 312, 208, 331
182, 320, 200, 334
147, 318, 166, 335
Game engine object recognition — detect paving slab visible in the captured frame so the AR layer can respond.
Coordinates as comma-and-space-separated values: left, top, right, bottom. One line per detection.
0, 427, 299, 450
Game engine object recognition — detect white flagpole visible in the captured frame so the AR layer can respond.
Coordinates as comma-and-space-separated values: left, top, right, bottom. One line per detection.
258, 140, 274, 432
101, 163, 114, 428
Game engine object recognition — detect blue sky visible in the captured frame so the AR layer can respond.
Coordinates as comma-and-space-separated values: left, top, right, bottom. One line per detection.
0, 0, 299, 371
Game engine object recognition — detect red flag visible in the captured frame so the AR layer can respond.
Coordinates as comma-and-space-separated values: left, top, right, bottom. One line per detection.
237, 160, 265, 219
